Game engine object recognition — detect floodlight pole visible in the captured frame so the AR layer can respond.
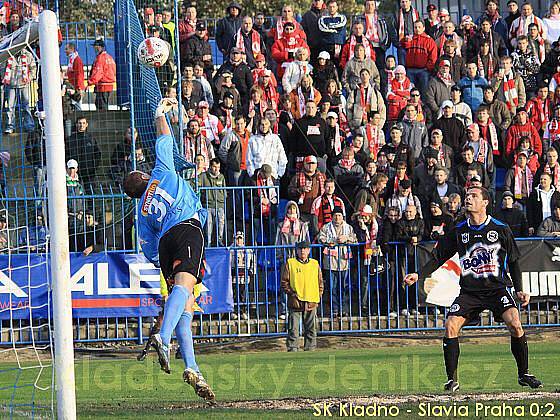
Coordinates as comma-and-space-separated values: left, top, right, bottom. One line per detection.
40, 10, 77, 420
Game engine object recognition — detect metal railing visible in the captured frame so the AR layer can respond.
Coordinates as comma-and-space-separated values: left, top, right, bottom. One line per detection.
1, 240, 559, 345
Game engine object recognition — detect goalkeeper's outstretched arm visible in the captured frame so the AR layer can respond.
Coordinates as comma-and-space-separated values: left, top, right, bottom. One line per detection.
155, 98, 176, 137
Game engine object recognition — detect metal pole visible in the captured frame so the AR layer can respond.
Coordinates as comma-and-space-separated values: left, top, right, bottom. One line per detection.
39, 10, 77, 420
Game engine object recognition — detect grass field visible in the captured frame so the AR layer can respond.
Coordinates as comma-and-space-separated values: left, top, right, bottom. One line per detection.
1, 340, 559, 418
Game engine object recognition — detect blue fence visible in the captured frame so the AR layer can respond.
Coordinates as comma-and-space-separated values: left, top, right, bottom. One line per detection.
1, 239, 559, 345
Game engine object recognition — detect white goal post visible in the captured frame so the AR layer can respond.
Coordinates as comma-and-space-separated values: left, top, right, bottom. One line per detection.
39, 10, 77, 420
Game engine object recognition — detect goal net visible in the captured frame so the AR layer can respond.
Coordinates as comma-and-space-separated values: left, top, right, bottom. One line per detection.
0, 222, 54, 419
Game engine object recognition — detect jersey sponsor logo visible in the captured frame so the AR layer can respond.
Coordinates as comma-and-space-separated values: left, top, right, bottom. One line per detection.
487, 230, 499, 242
449, 303, 460, 312
141, 180, 159, 216
461, 232, 469, 243
461, 243, 500, 277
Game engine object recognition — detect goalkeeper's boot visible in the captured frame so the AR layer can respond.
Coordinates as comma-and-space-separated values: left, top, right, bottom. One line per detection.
152, 333, 171, 374
518, 374, 543, 389
184, 368, 216, 402
443, 379, 460, 392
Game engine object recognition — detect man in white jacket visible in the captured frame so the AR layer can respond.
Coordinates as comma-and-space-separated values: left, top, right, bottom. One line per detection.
246, 118, 288, 179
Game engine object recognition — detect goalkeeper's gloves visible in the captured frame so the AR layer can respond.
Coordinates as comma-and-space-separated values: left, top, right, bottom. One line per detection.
155, 98, 178, 119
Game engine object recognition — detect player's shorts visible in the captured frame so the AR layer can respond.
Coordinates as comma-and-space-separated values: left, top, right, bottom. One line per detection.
446, 288, 517, 324
158, 218, 205, 284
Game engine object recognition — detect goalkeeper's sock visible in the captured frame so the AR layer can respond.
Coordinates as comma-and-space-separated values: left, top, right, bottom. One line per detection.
159, 285, 189, 347
511, 334, 529, 376
443, 337, 460, 381
176, 311, 199, 372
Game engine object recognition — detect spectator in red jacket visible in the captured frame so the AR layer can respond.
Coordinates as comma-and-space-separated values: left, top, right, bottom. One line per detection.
64, 42, 85, 109
339, 20, 376, 70
87, 39, 116, 111
178, 4, 198, 61
403, 20, 437, 94
387, 65, 412, 123
505, 107, 543, 160
268, 5, 307, 43
271, 21, 310, 78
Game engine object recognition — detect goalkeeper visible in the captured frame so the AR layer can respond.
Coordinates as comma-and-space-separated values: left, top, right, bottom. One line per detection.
123, 98, 214, 401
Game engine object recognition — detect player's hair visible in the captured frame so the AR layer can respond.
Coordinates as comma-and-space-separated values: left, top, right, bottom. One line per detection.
468, 186, 491, 203
123, 171, 149, 198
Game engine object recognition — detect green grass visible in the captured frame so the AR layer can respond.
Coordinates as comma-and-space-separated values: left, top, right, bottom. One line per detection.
1, 342, 559, 418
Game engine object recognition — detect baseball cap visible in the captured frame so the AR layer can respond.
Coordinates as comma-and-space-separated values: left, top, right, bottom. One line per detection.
517, 150, 529, 158
284, 21, 295, 29
516, 107, 527, 115
196, 21, 207, 31
391, 122, 403, 132
223, 91, 235, 100
318, 51, 331, 60
230, 47, 243, 54
470, 174, 482, 183
361, 204, 374, 215
461, 15, 474, 26
440, 59, 451, 67
255, 53, 266, 62
438, 8, 450, 17
395, 65, 406, 75
451, 85, 461, 92
235, 231, 245, 239
198, 100, 210, 108
67, 159, 78, 169
222, 70, 234, 78
304, 155, 318, 164
326, 111, 338, 119
427, 4, 437, 11
92, 38, 105, 47
442, 100, 454, 109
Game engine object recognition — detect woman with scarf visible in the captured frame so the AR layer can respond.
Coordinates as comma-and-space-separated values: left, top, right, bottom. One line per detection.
544, 1, 560, 43
350, 204, 382, 313
288, 75, 322, 120
504, 150, 535, 209
324, 79, 347, 125
275, 200, 311, 260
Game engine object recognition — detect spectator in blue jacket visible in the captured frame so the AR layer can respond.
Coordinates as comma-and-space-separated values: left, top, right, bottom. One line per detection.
457, 62, 488, 113
318, 0, 347, 66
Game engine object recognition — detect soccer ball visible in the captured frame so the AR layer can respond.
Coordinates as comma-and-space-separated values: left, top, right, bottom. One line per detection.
137, 37, 169, 68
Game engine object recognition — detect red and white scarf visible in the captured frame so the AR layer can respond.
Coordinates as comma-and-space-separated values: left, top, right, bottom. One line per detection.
275, 18, 285, 40
3, 54, 29, 85
297, 87, 314, 117
513, 164, 533, 199
531, 36, 547, 63
222, 107, 234, 129
477, 53, 495, 79
331, 123, 343, 156
68, 51, 78, 70
398, 7, 420, 41
338, 158, 356, 170
438, 69, 454, 87
349, 35, 373, 61
281, 214, 301, 236
235, 29, 261, 58
183, 134, 210, 168
478, 120, 500, 155
393, 174, 408, 193
544, 163, 560, 190
547, 119, 560, 143
296, 172, 325, 205
473, 139, 490, 164
364, 13, 380, 43
359, 84, 374, 122
503, 71, 519, 112
249, 100, 265, 119
437, 32, 462, 56
365, 123, 384, 159
512, 15, 542, 38
257, 174, 278, 217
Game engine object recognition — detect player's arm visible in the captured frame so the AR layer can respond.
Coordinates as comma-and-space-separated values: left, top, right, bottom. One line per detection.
404, 227, 458, 285
504, 227, 530, 306
154, 98, 175, 137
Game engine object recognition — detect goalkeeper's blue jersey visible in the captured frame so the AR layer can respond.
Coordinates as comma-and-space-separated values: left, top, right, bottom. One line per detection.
137, 134, 207, 266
